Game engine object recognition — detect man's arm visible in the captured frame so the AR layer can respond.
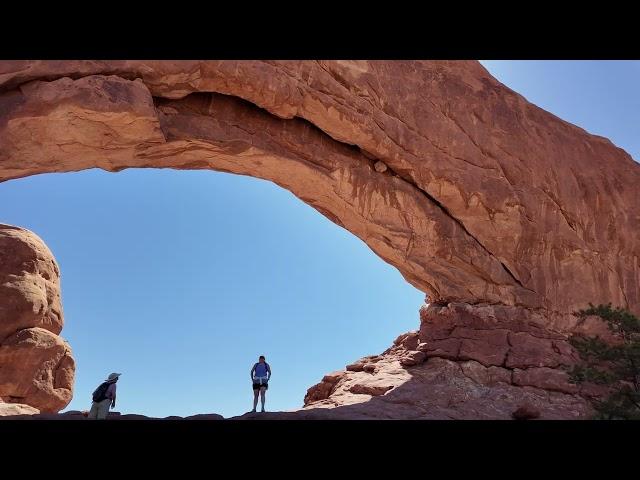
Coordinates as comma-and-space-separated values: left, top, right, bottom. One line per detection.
267, 363, 271, 380
250, 364, 256, 380
107, 384, 117, 408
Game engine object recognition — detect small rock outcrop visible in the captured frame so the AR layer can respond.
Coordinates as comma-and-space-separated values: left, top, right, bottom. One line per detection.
301, 303, 597, 419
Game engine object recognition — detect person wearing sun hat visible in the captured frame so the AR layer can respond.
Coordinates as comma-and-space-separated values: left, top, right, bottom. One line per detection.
87, 372, 121, 420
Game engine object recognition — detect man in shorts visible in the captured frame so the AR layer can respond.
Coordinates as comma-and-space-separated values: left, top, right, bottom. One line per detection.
250, 356, 271, 413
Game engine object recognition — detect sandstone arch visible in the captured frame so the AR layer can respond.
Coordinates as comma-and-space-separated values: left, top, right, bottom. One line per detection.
1, 61, 638, 417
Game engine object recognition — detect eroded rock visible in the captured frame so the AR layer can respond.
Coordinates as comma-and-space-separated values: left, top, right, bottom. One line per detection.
0, 327, 75, 412
0, 225, 75, 412
1, 60, 638, 417
1, 61, 637, 315
303, 303, 592, 419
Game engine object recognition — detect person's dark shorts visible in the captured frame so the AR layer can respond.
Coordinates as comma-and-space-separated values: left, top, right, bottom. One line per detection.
252, 382, 268, 391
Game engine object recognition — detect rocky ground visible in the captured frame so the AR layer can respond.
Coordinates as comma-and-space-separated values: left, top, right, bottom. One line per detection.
4, 302, 612, 421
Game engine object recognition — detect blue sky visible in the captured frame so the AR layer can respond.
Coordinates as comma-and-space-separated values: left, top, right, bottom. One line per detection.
1, 61, 638, 418
480, 61, 640, 161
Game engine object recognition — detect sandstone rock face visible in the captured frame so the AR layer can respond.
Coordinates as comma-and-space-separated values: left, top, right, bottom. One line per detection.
302, 303, 592, 419
1, 60, 638, 316
0, 225, 75, 412
1, 60, 638, 417
0, 401, 40, 416
0, 225, 63, 340
512, 404, 541, 420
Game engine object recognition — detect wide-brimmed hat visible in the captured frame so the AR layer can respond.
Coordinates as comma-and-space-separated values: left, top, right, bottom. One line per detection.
105, 372, 121, 382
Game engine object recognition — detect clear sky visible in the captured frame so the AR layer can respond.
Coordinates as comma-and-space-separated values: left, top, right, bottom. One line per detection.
1, 61, 638, 418
480, 61, 640, 161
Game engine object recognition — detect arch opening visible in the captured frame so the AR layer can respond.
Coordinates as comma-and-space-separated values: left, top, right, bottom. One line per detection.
0, 168, 425, 417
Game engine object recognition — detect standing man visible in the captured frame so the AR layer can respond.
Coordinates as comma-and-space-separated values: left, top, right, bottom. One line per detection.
250, 356, 271, 413
88, 372, 121, 420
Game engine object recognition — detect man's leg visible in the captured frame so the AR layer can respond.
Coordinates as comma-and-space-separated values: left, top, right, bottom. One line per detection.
260, 387, 266, 412
96, 399, 111, 419
252, 388, 259, 412
87, 402, 99, 420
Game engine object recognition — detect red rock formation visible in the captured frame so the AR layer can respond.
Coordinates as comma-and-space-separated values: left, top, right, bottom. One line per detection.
1, 61, 637, 315
0, 225, 74, 412
0, 401, 40, 416
0, 225, 64, 339
302, 303, 594, 419
1, 60, 638, 417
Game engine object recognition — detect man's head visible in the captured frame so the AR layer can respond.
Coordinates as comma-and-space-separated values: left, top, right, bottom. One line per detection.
106, 372, 121, 383
258, 356, 265, 363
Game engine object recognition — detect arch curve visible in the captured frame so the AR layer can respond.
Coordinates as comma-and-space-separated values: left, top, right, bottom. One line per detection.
1, 61, 638, 417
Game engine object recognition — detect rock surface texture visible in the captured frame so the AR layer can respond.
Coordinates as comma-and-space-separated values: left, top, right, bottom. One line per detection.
0, 61, 638, 418
0, 401, 40, 416
0, 225, 74, 412
301, 304, 596, 419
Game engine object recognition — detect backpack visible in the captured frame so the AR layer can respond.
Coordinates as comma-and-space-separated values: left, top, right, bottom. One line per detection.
92, 382, 110, 402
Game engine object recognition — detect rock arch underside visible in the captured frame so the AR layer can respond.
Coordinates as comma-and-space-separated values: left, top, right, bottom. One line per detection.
0, 60, 638, 419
